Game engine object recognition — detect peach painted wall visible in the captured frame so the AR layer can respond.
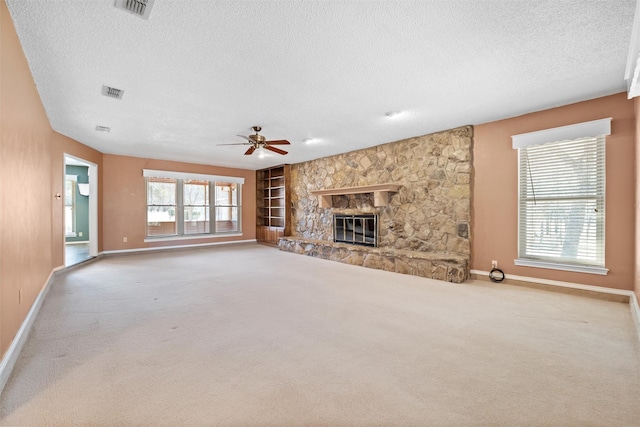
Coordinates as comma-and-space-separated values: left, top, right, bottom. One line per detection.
1, 0, 102, 357
635, 96, 640, 301
473, 93, 635, 291
1, 0, 54, 356
101, 154, 256, 251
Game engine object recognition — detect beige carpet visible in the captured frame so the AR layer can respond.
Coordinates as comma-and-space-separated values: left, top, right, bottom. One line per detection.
1, 243, 639, 426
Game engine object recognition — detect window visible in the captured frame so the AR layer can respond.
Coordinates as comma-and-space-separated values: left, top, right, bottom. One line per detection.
147, 177, 177, 236
214, 182, 239, 232
512, 118, 610, 275
184, 180, 210, 234
144, 170, 243, 239
65, 175, 77, 237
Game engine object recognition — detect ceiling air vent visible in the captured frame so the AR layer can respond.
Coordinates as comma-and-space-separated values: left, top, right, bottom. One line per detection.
114, 0, 155, 20
96, 126, 111, 133
101, 85, 124, 100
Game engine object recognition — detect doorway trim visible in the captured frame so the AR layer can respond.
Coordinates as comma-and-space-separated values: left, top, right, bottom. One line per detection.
64, 154, 98, 258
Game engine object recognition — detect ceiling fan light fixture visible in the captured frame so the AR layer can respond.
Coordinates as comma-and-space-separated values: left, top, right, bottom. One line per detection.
250, 134, 266, 144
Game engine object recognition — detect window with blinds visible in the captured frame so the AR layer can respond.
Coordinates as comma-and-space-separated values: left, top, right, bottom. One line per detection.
512, 118, 610, 275
518, 136, 605, 267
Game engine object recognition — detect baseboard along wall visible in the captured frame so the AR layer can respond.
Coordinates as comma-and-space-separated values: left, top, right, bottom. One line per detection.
630, 293, 640, 346
101, 239, 257, 255
0, 266, 63, 395
470, 269, 632, 302
470, 269, 640, 344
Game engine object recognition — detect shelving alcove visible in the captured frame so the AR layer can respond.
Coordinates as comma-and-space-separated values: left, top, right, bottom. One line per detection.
256, 164, 291, 245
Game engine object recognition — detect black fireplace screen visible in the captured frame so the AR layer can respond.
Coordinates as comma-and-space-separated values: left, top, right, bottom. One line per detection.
333, 214, 377, 247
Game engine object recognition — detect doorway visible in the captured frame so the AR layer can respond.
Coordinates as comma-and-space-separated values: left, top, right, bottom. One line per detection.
64, 154, 98, 266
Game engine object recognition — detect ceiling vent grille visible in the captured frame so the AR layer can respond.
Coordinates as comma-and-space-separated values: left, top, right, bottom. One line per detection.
114, 0, 155, 20
101, 85, 124, 100
96, 126, 111, 133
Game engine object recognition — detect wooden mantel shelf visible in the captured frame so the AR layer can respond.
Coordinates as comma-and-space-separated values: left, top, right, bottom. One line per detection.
311, 184, 401, 208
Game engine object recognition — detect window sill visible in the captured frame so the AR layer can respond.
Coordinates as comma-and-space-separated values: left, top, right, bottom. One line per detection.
514, 259, 608, 275
144, 233, 243, 243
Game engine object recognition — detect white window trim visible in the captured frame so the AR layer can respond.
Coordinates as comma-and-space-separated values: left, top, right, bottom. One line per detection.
512, 118, 610, 275
512, 117, 611, 149
143, 169, 245, 184
144, 233, 243, 243
145, 173, 243, 239
514, 259, 609, 275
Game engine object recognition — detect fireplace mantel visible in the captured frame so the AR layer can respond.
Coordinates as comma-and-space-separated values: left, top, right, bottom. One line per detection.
311, 184, 401, 208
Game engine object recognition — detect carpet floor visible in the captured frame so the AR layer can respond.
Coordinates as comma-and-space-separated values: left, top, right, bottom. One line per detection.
1, 243, 639, 426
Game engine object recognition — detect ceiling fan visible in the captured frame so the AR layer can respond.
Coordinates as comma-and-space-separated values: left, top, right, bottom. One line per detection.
218, 126, 291, 155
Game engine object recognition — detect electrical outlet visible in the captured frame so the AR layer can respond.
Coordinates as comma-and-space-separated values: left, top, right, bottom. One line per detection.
123, 237, 128, 243
78, 231, 83, 237
491, 260, 498, 269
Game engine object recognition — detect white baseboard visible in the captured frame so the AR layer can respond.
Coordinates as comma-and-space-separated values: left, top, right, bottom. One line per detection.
470, 269, 633, 297
101, 239, 258, 255
0, 266, 62, 395
471, 269, 639, 344
630, 293, 640, 345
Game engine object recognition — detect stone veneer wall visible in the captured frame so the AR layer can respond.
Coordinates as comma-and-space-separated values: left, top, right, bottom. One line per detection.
283, 126, 472, 281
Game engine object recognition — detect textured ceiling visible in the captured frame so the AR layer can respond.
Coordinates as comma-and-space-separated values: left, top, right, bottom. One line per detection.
6, 0, 636, 170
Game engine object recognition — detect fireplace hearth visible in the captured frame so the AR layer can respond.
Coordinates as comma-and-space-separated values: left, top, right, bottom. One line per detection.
333, 214, 377, 247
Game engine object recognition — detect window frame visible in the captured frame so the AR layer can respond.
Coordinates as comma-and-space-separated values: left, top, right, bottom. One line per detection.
183, 179, 211, 235
65, 174, 77, 237
146, 177, 178, 237
213, 182, 240, 234
144, 170, 244, 241
512, 118, 611, 275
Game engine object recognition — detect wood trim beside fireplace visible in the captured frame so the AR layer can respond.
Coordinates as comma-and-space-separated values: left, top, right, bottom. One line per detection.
310, 184, 401, 208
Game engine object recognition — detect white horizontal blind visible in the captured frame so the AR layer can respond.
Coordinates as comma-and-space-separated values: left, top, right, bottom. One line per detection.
518, 136, 605, 267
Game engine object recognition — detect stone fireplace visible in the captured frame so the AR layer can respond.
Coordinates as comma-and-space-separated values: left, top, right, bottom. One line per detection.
278, 126, 472, 283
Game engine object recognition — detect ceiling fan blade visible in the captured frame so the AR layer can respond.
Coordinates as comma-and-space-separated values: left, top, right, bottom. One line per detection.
265, 139, 291, 145
264, 145, 288, 155
217, 142, 251, 146
244, 146, 256, 155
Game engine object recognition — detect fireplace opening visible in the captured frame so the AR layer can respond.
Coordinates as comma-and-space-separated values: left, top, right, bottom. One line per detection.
333, 214, 377, 247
